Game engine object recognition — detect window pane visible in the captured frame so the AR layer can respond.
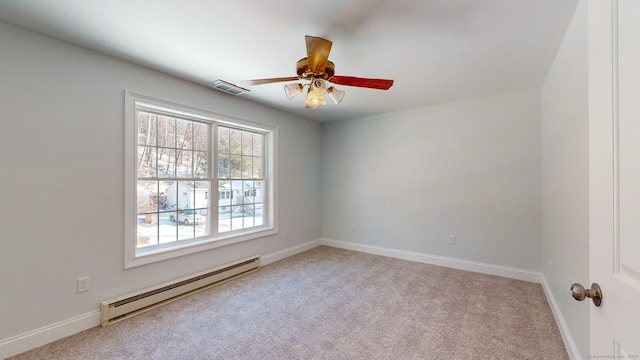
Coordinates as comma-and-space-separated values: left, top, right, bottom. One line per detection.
196, 209, 208, 237
242, 131, 253, 156
231, 209, 244, 231
157, 116, 176, 148
219, 208, 231, 233
159, 210, 177, 244
244, 210, 255, 228
193, 122, 207, 151
229, 155, 242, 178
218, 180, 231, 233
158, 149, 176, 178
157, 181, 170, 210
229, 128, 242, 155
218, 153, 229, 178
176, 181, 194, 209
218, 180, 230, 202
194, 181, 211, 210
137, 181, 158, 213
178, 216, 195, 240
137, 112, 157, 146
254, 203, 264, 227
252, 133, 262, 156
218, 126, 230, 154
241, 155, 253, 178
137, 221, 158, 247
195, 151, 207, 178
176, 149, 193, 178
176, 119, 193, 150
137, 146, 156, 178
252, 156, 262, 179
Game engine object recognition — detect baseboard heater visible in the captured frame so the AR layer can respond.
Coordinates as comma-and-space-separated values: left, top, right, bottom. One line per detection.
100, 255, 260, 326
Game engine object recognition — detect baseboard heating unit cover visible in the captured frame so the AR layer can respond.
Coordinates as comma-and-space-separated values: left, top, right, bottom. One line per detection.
100, 255, 260, 326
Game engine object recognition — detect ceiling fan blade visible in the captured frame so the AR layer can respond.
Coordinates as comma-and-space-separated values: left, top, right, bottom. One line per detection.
306, 35, 332, 74
329, 76, 394, 90
239, 76, 300, 86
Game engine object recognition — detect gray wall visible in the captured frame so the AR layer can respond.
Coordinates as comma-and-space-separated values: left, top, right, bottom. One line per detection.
541, 0, 589, 358
0, 21, 323, 340
322, 90, 542, 271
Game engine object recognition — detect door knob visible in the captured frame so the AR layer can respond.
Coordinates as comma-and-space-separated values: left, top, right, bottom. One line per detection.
570, 283, 602, 307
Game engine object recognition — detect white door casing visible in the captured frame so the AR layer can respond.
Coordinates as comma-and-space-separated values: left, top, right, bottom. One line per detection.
588, 0, 640, 357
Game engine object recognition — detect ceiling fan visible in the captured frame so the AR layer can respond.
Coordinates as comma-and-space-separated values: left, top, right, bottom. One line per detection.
240, 35, 394, 110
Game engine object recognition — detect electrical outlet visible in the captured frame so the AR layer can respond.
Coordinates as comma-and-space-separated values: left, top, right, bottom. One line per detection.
284, 229, 289, 238
448, 235, 455, 245
77, 276, 90, 293
351, 224, 356, 233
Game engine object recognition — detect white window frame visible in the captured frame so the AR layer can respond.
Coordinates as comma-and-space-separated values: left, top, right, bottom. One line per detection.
124, 91, 278, 268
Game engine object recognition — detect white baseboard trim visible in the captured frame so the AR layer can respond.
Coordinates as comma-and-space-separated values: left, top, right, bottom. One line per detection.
0, 310, 101, 359
1, 238, 560, 359
321, 238, 580, 358
321, 238, 543, 283
540, 276, 580, 360
261, 238, 323, 266
0, 239, 324, 359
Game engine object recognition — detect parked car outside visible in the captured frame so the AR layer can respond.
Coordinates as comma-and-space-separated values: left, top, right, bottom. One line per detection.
169, 209, 204, 225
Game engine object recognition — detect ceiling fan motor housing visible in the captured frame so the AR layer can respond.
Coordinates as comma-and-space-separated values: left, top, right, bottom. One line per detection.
296, 58, 335, 80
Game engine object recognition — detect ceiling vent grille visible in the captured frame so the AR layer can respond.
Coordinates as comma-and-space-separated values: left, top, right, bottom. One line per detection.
208, 79, 250, 95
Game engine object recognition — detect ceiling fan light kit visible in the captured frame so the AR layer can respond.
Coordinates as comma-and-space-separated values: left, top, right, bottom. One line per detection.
284, 83, 304, 100
304, 87, 327, 109
285, 78, 344, 109
326, 86, 345, 105
241, 35, 393, 114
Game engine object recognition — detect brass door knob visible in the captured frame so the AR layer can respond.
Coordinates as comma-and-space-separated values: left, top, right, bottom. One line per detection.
570, 283, 602, 307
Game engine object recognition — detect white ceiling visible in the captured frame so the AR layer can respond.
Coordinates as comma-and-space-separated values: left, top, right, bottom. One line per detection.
0, 0, 578, 122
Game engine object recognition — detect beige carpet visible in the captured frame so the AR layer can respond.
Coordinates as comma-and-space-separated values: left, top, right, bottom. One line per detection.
9, 246, 568, 359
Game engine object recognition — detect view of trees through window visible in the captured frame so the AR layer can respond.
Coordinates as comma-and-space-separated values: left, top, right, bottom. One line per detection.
135, 111, 266, 249
217, 126, 264, 233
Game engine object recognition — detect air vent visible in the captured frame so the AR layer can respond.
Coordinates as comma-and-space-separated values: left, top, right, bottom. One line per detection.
208, 79, 250, 95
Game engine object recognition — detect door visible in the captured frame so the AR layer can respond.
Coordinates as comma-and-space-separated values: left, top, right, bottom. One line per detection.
589, 0, 640, 357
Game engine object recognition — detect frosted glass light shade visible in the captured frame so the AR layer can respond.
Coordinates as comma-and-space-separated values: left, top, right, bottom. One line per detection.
284, 83, 303, 100
304, 88, 326, 109
327, 87, 345, 104
310, 79, 327, 96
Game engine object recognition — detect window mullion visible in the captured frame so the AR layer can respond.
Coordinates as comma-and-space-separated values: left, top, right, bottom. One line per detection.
211, 124, 218, 237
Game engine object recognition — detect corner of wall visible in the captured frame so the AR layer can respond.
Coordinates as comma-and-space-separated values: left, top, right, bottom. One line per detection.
540, 275, 582, 360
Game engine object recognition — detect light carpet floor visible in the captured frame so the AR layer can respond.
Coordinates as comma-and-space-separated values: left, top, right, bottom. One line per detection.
9, 246, 568, 359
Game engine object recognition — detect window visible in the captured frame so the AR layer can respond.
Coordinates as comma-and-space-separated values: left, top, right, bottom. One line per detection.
125, 92, 277, 268
217, 126, 264, 233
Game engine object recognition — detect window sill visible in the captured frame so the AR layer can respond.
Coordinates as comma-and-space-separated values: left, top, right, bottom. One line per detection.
125, 226, 277, 268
